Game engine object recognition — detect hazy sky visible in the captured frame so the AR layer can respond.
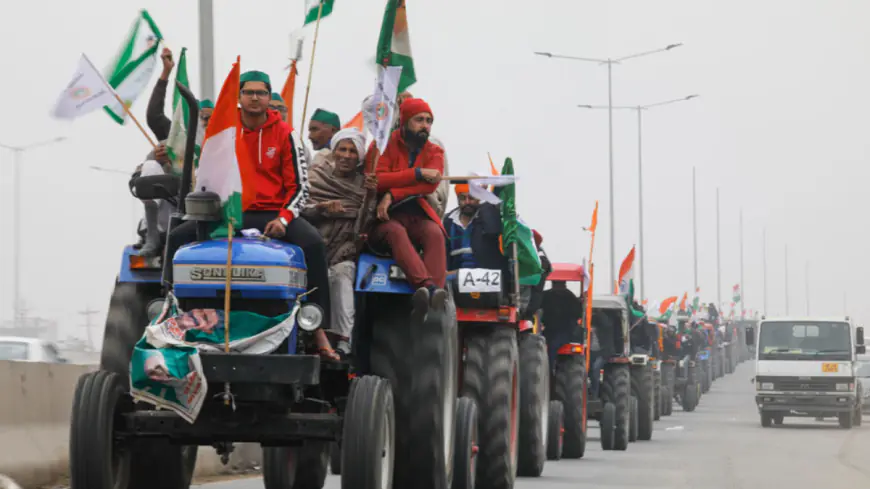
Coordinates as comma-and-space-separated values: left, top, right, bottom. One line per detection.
1, 0, 868, 343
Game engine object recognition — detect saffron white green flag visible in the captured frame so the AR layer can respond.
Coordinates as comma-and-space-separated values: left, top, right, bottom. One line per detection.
196, 58, 243, 239
52, 54, 117, 120
377, 0, 416, 93
165, 48, 204, 176
103, 9, 163, 125
304, 0, 335, 25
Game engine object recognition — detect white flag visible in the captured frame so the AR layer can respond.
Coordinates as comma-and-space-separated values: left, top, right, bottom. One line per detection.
52, 54, 117, 120
363, 65, 403, 153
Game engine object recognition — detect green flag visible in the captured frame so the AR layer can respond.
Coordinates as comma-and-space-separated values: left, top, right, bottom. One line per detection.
498, 158, 543, 286
102, 9, 163, 125
165, 48, 203, 175
304, 0, 336, 25
377, 0, 416, 93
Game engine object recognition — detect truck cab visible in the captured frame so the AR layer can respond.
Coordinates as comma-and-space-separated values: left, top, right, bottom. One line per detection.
754, 316, 865, 428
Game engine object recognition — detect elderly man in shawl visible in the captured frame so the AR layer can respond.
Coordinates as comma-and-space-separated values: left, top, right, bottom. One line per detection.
302, 128, 377, 356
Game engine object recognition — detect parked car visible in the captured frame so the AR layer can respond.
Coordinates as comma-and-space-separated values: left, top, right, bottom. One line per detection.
0, 336, 68, 363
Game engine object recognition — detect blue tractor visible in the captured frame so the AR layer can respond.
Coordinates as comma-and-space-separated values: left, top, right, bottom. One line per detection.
69, 83, 398, 489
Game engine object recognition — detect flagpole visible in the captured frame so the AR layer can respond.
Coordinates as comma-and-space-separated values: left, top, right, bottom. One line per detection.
583, 200, 598, 439
222, 220, 234, 406
82, 54, 157, 150
692, 166, 698, 291
298, 1, 326, 136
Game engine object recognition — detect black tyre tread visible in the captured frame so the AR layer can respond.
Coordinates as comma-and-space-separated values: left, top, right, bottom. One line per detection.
653, 370, 661, 421
682, 366, 699, 412
630, 365, 654, 441
517, 333, 547, 477
453, 397, 479, 489
600, 364, 630, 451
262, 447, 296, 489
129, 442, 197, 489
369, 303, 413, 489
552, 355, 586, 459
409, 298, 457, 489
599, 403, 616, 450
462, 326, 518, 489
295, 442, 330, 489
341, 375, 395, 489
546, 401, 563, 461
628, 397, 639, 442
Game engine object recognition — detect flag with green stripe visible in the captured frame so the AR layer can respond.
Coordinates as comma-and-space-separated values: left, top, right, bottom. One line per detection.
165, 48, 203, 176
377, 0, 416, 93
102, 9, 163, 125
498, 158, 543, 285
304, 0, 335, 25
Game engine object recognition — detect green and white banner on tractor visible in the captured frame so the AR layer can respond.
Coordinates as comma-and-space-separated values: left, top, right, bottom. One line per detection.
129, 296, 297, 423
377, 0, 416, 93
102, 9, 163, 125
165, 48, 204, 176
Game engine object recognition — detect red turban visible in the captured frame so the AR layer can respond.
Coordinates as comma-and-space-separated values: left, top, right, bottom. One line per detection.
400, 98, 433, 126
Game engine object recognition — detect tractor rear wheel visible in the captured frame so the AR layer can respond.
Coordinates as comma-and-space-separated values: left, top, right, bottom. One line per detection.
517, 334, 548, 477
462, 326, 519, 489
631, 364, 655, 441
552, 354, 587, 459
600, 364, 630, 451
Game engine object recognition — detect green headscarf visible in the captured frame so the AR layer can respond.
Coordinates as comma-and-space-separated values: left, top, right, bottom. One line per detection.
240, 70, 272, 91
271, 92, 284, 102
198, 99, 214, 109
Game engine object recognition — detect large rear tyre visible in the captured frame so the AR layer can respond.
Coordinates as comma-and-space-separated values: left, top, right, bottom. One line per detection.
409, 291, 458, 489
453, 397, 479, 489
100, 282, 159, 377
70, 370, 131, 489
546, 401, 564, 461
600, 363, 630, 451
262, 442, 329, 489
599, 403, 616, 451
517, 334, 548, 477
631, 364, 654, 441
462, 326, 519, 489
682, 366, 699, 412
341, 375, 395, 489
552, 355, 586, 459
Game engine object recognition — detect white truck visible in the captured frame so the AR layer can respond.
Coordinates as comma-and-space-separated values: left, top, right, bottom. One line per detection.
753, 316, 865, 428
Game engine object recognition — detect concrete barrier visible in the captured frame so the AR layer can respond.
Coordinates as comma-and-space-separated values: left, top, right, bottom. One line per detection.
0, 361, 261, 489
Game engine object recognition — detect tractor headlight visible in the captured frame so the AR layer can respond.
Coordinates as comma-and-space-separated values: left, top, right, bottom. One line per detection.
297, 303, 324, 332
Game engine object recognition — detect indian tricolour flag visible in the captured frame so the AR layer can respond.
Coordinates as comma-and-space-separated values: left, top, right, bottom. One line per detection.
732, 284, 741, 303
196, 57, 247, 238
165, 48, 204, 175
377, 0, 416, 93
103, 9, 163, 125
617, 246, 636, 298
304, 0, 335, 25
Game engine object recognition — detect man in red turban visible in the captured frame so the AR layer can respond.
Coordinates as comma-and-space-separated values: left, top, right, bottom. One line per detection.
366, 98, 447, 308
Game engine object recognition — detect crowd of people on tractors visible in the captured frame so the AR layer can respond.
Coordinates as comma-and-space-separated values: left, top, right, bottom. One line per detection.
131, 47, 559, 366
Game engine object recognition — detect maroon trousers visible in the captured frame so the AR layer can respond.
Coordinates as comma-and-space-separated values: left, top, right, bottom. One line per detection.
372, 211, 446, 289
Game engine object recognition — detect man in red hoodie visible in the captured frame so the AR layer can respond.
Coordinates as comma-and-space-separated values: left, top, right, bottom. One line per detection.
367, 98, 446, 306
164, 71, 337, 359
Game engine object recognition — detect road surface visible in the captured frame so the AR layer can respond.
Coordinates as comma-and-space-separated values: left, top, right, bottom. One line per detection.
197, 361, 870, 489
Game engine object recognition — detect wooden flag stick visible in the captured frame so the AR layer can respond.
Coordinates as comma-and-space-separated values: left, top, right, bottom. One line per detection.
222, 220, 235, 406
298, 1, 326, 136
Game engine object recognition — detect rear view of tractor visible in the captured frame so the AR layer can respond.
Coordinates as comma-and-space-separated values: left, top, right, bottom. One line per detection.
540, 263, 589, 460
627, 306, 657, 441
673, 312, 701, 412
588, 296, 633, 451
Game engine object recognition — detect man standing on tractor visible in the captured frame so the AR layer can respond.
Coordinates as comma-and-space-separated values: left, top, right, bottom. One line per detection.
367, 97, 447, 308
443, 184, 505, 272
163, 70, 338, 359
540, 280, 584, 370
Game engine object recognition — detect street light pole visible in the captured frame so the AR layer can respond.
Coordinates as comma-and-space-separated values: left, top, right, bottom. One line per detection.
535, 42, 683, 287
784, 244, 790, 315
740, 208, 745, 319
805, 260, 810, 316
716, 188, 721, 307
693, 166, 698, 291
198, 0, 216, 101
577, 94, 697, 301
763, 227, 768, 315
0, 137, 66, 327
